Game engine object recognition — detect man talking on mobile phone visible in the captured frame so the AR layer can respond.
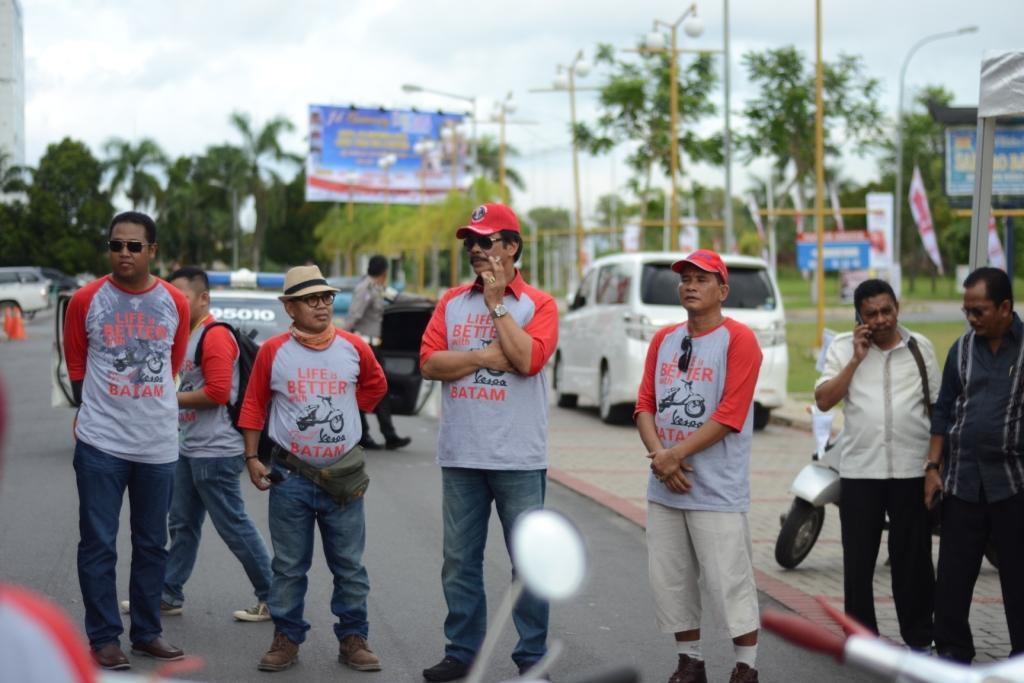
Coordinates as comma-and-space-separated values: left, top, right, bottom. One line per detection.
815, 278, 939, 650
927, 267, 1024, 663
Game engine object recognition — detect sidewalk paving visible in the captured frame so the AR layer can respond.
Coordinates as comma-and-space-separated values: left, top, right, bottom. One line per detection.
546, 396, 1010, 663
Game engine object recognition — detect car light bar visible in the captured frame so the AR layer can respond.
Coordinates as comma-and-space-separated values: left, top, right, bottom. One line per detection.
206, 270, 286, 290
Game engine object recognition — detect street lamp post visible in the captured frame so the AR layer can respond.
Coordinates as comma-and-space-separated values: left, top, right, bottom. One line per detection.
402, 83, 478, 176
492, 92, 517, 202
413, 139, 436, 210
893, 25, 978, 276
553, 51, 591, 281
377, 153, 397, 222
643, 5, 704, 250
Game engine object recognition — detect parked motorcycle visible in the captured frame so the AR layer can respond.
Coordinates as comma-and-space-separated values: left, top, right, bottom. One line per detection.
763, 595, 1024, 682
775, 408, 838, 569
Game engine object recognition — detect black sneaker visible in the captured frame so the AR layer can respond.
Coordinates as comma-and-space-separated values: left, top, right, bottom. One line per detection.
423, 656, 469, 682
360, 438, 383, 450
385, 436, 412, 450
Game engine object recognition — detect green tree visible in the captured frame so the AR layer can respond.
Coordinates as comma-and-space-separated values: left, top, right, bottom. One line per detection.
527, 207, 570, 231
0, 150, 28, 194
229, 112, 301, 270
739, 46, 883, 217
474, 135, 525, 193
264, 169, 331, 269
575, 43, 721, 215
102, 137, 167, 211
28, 138, 113, 273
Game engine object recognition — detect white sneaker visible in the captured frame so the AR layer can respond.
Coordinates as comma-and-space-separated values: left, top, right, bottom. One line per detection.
233, 601, 271, 622
119, 600, 183, 616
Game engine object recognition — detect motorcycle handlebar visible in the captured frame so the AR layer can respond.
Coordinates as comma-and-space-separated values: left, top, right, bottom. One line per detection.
761, 610, 847, 661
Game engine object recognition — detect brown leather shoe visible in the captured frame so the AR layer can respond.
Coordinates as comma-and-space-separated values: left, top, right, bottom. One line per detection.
258, 631, 299, 672
728, 663, 759, 683
669, 654, 707, 683
92, 642, 130, 670
339, 634, 381, 671
131, 636, 184, 661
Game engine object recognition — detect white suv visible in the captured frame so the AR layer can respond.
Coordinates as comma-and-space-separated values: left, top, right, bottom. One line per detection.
554, 252, 787, 429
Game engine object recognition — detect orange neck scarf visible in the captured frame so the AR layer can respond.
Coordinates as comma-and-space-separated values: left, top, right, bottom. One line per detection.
290, 323, 336, 350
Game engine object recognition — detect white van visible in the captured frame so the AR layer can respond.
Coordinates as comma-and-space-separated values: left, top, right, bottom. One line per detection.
554, 252, 787, 429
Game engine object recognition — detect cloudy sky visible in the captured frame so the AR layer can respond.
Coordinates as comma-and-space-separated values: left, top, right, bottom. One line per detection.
21, 0, 1019, 220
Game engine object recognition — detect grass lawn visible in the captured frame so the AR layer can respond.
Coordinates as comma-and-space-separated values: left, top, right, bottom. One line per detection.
786, 320, 965, 397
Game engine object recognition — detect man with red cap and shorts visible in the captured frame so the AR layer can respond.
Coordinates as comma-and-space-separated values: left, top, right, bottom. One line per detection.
419, 203, 559, 682
636, 249, 763, 683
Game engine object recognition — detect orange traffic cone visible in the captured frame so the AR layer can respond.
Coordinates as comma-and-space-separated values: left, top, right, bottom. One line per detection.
2, 306, 12, 340
10, 307, 26, 341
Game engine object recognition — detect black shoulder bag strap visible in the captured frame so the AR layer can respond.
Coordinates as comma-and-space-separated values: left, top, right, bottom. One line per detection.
906, 336, 933, 420
194, 321, 235, 366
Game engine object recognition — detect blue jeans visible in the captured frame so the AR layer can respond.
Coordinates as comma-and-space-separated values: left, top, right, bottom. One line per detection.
73, 440, 175, 648
267, 467, 370, 644
441, 467, 548, 668
163, 455, 272, 608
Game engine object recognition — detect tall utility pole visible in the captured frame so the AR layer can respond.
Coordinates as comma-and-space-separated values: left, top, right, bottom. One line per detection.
813, 0, 826, 346
722, 0, 734, 253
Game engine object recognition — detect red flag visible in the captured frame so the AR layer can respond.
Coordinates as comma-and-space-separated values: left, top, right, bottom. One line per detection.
908, 166, 944, 275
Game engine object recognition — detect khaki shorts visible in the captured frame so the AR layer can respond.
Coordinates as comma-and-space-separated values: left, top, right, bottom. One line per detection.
646, 502, 759, 638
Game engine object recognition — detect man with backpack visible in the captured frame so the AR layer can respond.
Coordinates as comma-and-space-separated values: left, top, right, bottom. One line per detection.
158, 266, 273, 621
814, 278, 939, 649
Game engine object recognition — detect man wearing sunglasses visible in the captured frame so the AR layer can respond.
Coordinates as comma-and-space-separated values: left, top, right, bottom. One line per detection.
419, 203, 558, 682
343, 255, 411, 451
237, 265, 388, 673
636, 249, 763, 683
63, 211, 191, 670
927, 267, 1024, 663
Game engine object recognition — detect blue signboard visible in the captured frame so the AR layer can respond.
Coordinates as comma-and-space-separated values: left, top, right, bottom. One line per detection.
945, 126, 1024, 197
305, 105, 469, 205
796, 232, 871, 271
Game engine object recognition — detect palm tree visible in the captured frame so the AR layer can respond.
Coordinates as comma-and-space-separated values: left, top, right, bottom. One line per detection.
474, 134, 526, 194
0, 150, 28, 195
102, 137, 168, 212
229, 112, 301, 270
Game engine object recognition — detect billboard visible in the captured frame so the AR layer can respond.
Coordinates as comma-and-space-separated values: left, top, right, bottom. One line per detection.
305, 105, 469, 204
945, 126, 1024, 196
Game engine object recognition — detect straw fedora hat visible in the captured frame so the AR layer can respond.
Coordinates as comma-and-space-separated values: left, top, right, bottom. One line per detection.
278, 265, 339, 300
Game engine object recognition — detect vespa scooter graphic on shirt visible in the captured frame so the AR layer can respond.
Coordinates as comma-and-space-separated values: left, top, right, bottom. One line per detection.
296, 395, 345, 433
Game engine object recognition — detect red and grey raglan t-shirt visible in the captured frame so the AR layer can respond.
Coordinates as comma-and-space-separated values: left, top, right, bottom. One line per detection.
63, 275, 189, 464
0, 584, 96, 683
420, 271, 558, 470
634, 318, 762, 512
178, 316, 243, 458
238, 330, 386, 468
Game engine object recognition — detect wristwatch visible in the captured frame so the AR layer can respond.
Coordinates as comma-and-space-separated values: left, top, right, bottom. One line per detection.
490, 303, 509, 319
924, 461, 941, 473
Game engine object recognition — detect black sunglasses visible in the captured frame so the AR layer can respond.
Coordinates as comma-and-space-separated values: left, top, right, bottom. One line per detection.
108, 240, 150, 253
297, 292, 335, 308
678, 335, 693, 373
463, 235, 505, 251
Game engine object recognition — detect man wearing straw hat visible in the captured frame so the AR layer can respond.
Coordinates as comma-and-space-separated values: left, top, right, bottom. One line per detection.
237, 265, 388, 674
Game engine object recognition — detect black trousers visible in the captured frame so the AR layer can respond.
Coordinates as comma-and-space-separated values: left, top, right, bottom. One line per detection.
934, 491, 1024, 662
360, 345, 398, 442
839, 477, 935, 647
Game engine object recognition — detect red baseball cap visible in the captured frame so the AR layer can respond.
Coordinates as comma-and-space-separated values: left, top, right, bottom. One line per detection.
671, 249, 729, 284
455, 203, 521, 238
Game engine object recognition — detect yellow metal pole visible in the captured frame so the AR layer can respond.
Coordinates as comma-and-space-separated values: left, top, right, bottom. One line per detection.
669, 24, 680, 251
569, 67, 585, 281
814, 0, 826, 347
450, 245, 459, 287
498, 110, 508, 202
417, 248, 425, 292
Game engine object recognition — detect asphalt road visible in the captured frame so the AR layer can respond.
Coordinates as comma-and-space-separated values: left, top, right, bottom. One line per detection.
0, 310, 881, 682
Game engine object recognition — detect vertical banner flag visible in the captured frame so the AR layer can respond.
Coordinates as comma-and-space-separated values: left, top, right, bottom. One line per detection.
865, 192, 894, 270
988, 215, 1007, 271
829, 182, 845, 231
790, 188, 805, 234
908, 166, 944, 274
622, 222, 641, 253
746, 194, 766, 243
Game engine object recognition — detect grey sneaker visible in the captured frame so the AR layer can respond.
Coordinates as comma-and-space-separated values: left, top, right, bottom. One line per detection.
119, 599, 182, 616
233, 601, 271, 622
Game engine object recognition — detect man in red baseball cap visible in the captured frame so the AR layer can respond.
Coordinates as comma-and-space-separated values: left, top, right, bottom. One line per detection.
419, 203, 559, 681
637, 248, 764, 683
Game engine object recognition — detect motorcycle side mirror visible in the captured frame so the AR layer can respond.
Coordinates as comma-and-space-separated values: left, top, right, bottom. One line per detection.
511, 509, 586, 601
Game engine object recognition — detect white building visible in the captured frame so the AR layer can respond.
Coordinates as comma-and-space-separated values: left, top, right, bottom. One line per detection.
0, 0, 24, 168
